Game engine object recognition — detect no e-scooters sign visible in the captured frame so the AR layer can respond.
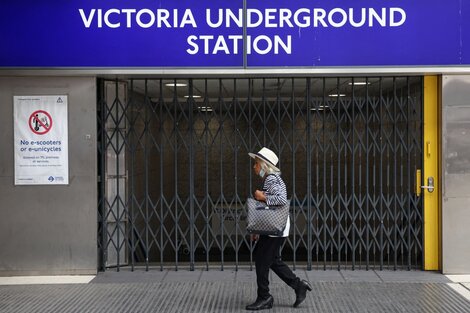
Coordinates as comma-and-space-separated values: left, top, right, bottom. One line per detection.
13, 95, 69, 185
29, 110, 53, 135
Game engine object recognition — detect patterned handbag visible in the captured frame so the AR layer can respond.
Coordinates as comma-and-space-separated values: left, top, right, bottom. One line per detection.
246, 197, 289, 236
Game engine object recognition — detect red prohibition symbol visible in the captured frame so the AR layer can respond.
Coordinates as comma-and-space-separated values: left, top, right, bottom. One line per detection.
29, 110, 53, 135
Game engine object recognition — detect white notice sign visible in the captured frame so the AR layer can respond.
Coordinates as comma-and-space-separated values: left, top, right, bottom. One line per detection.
14, 95, 69, 185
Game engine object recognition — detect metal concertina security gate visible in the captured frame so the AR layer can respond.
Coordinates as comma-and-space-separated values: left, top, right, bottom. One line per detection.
98, 77, 424, 271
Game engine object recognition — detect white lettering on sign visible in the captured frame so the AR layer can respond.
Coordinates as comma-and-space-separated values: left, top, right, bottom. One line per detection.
78, 6, 407, 56
203, 8, 406, 28
78, 8, 197, 28
186, 35, 291, 55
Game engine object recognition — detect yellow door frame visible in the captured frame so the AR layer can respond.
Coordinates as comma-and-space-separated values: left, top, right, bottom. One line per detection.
423, 76, 441, 270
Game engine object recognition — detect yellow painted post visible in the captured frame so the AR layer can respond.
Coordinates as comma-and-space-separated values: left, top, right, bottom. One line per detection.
423, 76, 440, 270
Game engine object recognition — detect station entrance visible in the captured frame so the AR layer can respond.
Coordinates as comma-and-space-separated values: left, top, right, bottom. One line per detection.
97, 76, 425, 271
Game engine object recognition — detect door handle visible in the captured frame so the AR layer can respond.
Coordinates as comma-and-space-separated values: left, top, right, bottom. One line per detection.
421, 176, 434, 193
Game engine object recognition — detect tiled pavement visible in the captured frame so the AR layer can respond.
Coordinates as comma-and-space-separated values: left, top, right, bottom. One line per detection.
0, 269, 469, 313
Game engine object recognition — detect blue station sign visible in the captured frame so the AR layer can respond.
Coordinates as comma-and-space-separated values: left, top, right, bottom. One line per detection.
1, 0, 469, 67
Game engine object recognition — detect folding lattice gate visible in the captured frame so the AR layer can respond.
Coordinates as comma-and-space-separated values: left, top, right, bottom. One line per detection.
98, 77, 424, 271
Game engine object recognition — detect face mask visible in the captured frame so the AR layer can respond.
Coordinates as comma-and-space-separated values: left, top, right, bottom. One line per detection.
258, 169, 266, 178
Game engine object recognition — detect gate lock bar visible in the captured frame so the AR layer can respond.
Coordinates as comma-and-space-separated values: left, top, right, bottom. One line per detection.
421, 176, 435, 193
416, 169, 434, 195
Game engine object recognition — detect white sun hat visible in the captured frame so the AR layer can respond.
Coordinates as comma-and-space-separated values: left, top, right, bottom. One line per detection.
248, 147, 280, 172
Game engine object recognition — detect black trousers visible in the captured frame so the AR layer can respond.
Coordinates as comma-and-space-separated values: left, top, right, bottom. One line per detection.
255, 235, 301, 299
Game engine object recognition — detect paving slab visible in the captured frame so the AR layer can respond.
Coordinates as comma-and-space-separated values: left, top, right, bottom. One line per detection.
163, 269, 202, 282
305, 269, 345, 282
0, 276, 95, 285
235, 270, 257, 283
340, 270, 382, 282
200, 270, 236, 282
378, 270, 451, 283
91, 269, 166, 284
446, 275, 470, 283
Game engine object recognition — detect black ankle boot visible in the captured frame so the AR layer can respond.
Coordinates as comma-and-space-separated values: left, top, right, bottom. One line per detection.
246, 295, 274, 310
293, 280, 312, 308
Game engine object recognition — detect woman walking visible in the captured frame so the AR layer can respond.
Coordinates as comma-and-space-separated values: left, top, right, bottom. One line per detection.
246, 147, 312, 310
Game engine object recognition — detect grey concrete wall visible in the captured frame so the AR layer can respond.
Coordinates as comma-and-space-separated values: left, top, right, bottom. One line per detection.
442, 75, 470, 274
0, 77, 97, 275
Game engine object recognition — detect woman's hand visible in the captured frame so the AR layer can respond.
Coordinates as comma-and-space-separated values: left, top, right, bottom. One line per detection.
254, 190, 266, 202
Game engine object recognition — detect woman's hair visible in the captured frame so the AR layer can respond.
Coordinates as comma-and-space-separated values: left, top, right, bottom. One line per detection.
259, 159, 280, 175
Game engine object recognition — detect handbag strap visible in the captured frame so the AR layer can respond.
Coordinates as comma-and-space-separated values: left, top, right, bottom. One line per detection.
262, 174, 290, 207
262, 173, 280, 192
